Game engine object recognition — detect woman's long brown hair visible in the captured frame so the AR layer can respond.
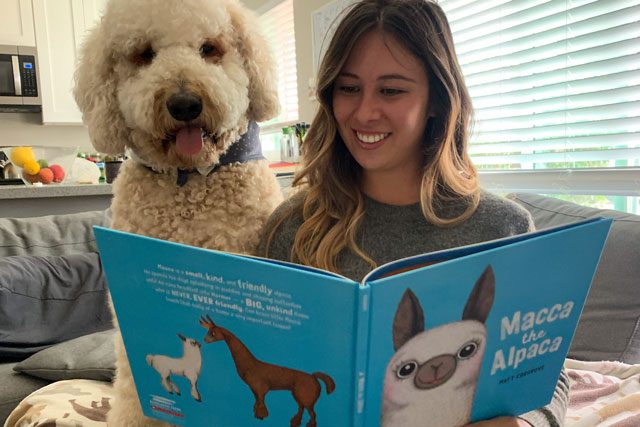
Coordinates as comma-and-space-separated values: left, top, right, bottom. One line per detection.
264, 0, 479, 273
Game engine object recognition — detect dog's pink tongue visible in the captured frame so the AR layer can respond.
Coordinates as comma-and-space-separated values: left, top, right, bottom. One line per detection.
175, 126, 204, 156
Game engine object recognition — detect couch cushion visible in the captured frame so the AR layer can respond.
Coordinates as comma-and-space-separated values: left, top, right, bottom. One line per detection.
0, 362, 50, 424
508, 193, 640, 363
0, 209, 111, 258
13, 329, 116, 382
0, 253, 112, 357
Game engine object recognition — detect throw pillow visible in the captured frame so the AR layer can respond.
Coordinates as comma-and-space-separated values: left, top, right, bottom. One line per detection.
0, 252, 112, 357
13, 329, 116, 381
0, 209, 111, 258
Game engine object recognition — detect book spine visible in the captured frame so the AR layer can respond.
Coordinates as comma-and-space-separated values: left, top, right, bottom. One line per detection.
352, 285, 371, 427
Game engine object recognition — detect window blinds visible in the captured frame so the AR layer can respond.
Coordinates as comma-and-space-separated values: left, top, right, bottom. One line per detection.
438, 0, 640, 172
257, 0, 299, 130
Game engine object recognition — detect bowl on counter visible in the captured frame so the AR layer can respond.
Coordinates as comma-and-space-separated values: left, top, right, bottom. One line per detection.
4, 146, 78, 186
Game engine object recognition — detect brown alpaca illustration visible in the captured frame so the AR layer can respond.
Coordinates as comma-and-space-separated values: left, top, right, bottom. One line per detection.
199, 315, 335, 427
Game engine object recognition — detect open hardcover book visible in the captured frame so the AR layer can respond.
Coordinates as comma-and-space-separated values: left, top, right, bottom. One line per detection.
94, 216, 612, 427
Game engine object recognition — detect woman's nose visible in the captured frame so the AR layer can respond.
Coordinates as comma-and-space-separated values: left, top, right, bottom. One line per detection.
353, 90, 382, 122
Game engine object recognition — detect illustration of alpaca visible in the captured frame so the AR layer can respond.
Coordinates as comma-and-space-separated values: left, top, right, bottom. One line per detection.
381, 265, 495, 427
146, 333, 203, 402
199, 315, 335, 427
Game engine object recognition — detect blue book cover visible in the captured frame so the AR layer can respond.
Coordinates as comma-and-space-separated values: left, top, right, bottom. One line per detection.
94, 216, 611, 427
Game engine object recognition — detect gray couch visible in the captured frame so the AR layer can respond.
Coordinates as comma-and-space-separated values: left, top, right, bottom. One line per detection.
507, 193, 640, 363
0, 209, 114, 422
1, 193, 639, 423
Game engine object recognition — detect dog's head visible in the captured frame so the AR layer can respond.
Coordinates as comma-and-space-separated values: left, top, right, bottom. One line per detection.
73, 0, 279, 170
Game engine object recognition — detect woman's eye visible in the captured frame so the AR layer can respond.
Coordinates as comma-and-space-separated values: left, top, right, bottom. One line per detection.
380, 88, 404, 96
337, 85, 359, 94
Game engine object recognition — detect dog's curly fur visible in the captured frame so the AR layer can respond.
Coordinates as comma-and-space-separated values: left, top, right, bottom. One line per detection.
73, 0, 283, 424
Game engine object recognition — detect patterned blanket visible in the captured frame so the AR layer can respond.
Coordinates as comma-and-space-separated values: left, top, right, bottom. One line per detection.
565, 359, 640, 427
4, 380, 113, 427
5, 360, 640, 426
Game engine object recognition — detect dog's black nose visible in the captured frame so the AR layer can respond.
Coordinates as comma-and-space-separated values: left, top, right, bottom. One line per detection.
166, 91, 203, 122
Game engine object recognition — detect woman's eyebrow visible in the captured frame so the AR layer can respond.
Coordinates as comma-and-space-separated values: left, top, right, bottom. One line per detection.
337, 72, 416, 83
378, 74, 416, 83
337, 71, 359, 79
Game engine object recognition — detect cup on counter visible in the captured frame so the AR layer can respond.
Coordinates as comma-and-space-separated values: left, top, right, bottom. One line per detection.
104, 160, 123, 183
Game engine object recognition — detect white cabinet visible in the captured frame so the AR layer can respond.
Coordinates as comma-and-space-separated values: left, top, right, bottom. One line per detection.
0, 0, 36, 46
32, 0, 107, 124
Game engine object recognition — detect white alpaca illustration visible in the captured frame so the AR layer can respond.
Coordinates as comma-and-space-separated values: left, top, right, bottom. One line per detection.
381, 266, 495, 427
146, 333, 203, 402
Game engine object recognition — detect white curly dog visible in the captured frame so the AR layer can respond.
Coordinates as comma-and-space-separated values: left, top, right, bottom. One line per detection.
73, 0, 283, 424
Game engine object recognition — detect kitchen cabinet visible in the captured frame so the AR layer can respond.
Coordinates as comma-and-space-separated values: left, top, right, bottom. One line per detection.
0, 0, 36, 46
32, 0, 107, 124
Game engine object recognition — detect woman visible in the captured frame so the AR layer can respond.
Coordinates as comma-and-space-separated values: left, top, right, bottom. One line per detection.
259, 1, 568, 425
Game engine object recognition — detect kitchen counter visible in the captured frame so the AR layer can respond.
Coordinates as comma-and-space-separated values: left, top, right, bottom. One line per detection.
0, 183, 113, 218
0, 173, 295, 218
0, 183, 112, 199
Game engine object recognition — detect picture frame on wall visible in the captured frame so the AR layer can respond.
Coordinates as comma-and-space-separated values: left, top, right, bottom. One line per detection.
311, 0, 356, 73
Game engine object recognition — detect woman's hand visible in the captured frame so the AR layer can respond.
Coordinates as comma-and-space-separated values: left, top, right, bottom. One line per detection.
465, 416, 532, 427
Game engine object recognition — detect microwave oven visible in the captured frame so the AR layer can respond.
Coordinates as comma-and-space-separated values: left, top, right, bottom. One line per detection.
0, 45, 41, 110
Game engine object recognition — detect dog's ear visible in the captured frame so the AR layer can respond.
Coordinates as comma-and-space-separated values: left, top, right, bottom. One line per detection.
73, 22, 129, 155
225, 0, 280, 123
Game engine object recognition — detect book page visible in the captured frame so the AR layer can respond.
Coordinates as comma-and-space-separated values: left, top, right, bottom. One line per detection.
95, 227, 361, 427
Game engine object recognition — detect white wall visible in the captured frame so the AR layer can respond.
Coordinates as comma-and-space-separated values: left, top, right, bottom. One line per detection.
242, 0, 335, 123
240, 0, 270, 10
0, 112, 94, 152
293, 0, 334, 123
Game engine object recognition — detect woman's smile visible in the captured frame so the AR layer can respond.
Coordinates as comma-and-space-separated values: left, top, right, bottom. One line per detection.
354, 130, 391, 148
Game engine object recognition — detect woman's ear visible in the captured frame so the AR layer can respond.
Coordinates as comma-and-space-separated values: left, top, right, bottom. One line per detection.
73, 24, 129, 155
225, 0, 280, 123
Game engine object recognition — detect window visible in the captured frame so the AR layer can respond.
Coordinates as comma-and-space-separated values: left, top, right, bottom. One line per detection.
257, 0, 298, 131
439, 0, 640, 209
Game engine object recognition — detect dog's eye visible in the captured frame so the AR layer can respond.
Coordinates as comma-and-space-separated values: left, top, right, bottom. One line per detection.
200, 42, 222, 60
132, 46, 155, 65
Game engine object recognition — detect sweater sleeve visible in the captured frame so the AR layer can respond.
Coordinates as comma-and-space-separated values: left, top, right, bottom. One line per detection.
517, 368, 570, 426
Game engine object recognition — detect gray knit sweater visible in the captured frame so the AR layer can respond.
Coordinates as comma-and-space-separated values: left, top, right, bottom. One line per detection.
258, 189, 569, 426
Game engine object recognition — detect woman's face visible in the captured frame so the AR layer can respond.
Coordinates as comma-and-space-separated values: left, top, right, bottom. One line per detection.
332, 30, 431, 186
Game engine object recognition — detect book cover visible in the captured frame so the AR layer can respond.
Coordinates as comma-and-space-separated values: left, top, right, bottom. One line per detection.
94, 216, 611, 427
